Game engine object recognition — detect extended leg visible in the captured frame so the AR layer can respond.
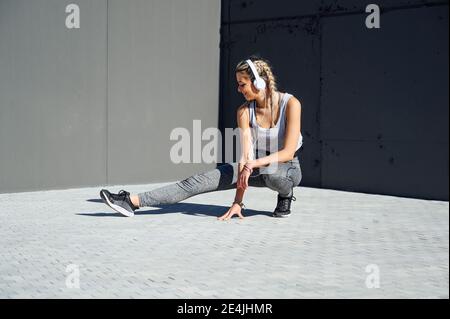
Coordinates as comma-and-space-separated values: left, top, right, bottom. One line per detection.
137, 163, 238, 207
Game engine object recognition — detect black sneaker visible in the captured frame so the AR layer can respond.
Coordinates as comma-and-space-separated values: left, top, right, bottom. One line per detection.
272, 193, 296, 218
100, 189, 138, 217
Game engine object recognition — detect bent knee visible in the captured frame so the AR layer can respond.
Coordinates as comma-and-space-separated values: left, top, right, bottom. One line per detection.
263, 166, 302, 191
263, 173, 292, 191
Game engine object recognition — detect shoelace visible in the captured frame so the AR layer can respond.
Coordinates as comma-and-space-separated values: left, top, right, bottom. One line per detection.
276, 195, 296, 212
117, 189, 138, 209
115, 190, 129, 200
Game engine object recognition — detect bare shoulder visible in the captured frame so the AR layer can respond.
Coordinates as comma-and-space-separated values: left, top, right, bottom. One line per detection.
237, 101, 250, 113
286, 95, 301, 110
237, 101, 250, 119
236, 101, 251, 128
285, 95, 301, 124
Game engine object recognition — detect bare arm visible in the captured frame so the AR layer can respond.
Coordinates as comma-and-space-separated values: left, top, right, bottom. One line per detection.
217, 103, 251, 220
235, 103, 253, 201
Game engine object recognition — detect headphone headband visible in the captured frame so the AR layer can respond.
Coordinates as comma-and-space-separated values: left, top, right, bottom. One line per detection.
246, 59, 260, 80
246, 59, 266, 91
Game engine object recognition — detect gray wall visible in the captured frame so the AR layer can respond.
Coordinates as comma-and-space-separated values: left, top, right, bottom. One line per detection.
220, 0, 449, 200
0, 0, 221, 194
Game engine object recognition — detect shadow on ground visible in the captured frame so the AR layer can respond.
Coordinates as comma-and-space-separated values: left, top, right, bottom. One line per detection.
80, 199, 273, 218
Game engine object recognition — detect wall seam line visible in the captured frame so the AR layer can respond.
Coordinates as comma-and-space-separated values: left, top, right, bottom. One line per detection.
106, 0, 109, 185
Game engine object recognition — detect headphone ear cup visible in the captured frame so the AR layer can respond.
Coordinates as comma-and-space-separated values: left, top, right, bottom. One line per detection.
254, 78, 266, 90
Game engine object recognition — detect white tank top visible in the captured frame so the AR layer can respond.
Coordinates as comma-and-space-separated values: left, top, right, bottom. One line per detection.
248, 92, 303, 157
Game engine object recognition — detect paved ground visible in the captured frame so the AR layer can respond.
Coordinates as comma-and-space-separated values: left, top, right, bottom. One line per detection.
0, 183, 448, 299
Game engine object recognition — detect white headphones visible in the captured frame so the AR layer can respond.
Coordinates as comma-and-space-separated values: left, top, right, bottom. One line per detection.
246, 59, 266, 91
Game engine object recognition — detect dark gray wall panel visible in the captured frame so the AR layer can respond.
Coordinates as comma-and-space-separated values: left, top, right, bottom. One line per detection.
220, 18, 322, 185
222, 0, 445, 23
220, 1, 448, 200
107, 0, 221, 185
222, 0, 320, 23
320, 0, 447, 14
322, 140, 448, 199
0, 0, 107, 193
321, 6, 448, 200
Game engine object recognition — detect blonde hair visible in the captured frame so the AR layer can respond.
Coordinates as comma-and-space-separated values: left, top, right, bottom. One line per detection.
235, 57, 278, 127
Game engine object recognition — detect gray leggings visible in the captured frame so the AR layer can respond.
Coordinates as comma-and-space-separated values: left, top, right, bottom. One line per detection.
137, 158, 302, 207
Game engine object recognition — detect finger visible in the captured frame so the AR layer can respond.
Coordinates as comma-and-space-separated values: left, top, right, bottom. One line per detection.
218, 214, 229, 221
223, 209, 234, 220
225, 210, 236, 221
219, 211, 231, 220
217, 209, 231, 220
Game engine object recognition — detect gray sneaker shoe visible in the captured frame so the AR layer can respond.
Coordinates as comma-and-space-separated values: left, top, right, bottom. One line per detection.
100, 189, 138, 217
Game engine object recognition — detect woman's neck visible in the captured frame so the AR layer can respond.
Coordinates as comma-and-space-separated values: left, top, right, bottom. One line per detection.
255, 91, 278, 109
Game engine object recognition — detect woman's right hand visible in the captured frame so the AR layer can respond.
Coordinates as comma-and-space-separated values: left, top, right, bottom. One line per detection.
218, 203, 245, 221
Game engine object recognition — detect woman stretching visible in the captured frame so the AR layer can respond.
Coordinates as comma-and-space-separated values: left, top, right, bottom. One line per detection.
100, 57, 303, 220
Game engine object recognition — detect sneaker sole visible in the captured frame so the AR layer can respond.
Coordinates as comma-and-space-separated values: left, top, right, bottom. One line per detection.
272, 213, 291, 218
100, 190, 134, 217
